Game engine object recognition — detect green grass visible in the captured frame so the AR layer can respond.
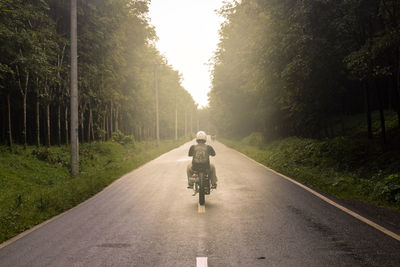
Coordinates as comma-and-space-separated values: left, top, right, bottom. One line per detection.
222, 112, 400, 211
0, 138, 187, 243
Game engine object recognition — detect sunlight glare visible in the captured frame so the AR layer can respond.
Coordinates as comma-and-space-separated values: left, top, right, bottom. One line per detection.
149, 0, 226, 107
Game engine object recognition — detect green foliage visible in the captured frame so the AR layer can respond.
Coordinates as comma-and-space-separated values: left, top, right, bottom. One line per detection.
373, 174, 400, 204
0, 0, 197, 147
209, 0, 400, 139
112, 130, 135, 146
0, 139, 186, 243
223, 127, 400, 210
241, 132, 264, 147
32, 148, 69, 167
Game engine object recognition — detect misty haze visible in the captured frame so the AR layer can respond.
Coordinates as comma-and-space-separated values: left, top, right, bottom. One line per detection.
0, 0, 400, 266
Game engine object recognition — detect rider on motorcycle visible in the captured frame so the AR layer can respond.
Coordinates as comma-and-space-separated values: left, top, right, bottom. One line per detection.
187, 131, 217, 189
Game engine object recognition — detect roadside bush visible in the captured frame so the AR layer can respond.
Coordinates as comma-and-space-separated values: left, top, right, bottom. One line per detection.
242, 132, 264, 147
32, 148, 69, 167
112, 131, 135, 146
225, 131, 400, 209
373, 174, 400, 204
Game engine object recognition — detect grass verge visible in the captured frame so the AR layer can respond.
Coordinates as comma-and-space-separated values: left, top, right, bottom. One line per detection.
222, 133, 400, 212
0, 138, 187, 243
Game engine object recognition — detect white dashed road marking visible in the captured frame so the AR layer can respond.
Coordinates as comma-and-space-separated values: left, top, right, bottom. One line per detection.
196, 257, 208, 267
177, 157, 191, 162
198, 204, 206, 213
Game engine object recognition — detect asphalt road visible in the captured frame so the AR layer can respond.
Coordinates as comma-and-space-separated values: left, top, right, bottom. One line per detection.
1, 141, 400, 266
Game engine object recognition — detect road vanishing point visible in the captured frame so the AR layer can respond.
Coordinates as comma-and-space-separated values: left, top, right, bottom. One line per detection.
0, 141, 399, 266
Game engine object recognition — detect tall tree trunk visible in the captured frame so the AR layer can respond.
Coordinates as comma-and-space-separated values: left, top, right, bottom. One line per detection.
7, 94, 13, 152
91, 108, 94, 141
115, 106, 119, 132
57, 45, 66, 146
377, 82, 386, 144
17, 69, 29, 149
15, 64, 29, 149
36, 98, 40, 148
190, 110, 193, 136
184, 109, 187, 137
58, 105, 61, 146
138, 125, 142, 141
87, 103, 93, 143
81, 109, 84, 142
104, 109, 107, 141
102, 111, 106, 141
47, 103, 51, 147
175, 103, 178, 140
87, 109, 91, 143
396, 46, 400, 127
105, 105, 109, 140
70, 0, 79, 175
65, 106, 69, 146
21, 69, 29, 149
364, 82, 372, 139
23, 89, 27, 149
110, 102, 113, 134
80, 104, 85, 142
154, 65, 160, 146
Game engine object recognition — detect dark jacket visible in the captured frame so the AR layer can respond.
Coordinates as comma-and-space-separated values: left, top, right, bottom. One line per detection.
188, 143, 216, 170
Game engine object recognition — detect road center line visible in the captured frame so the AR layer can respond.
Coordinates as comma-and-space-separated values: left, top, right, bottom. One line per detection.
196, 257, 208, 267
198, 204, 206, 213
236, 150, 400, 242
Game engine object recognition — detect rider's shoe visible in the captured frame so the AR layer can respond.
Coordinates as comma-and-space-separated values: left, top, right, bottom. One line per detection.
211, 184, 217, 189
187, 184, 193, 189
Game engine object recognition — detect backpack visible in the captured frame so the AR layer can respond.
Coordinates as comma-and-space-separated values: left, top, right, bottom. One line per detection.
192, 144, 209, 169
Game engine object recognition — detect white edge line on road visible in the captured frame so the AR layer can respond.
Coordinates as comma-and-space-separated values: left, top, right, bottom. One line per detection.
234, 148, 400, 242
196, 257, 208, 267
0, 168, 131, 250
0, 206, 67, 249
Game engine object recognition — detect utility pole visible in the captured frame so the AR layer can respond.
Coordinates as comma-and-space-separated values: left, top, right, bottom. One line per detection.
175, 97, 178, 140
190, 109, 193, 136
154, 64, 160, 146
70, 0, 79, 176
184, 107, 187, 137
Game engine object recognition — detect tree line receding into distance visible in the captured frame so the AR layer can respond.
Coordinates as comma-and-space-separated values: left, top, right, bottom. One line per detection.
0, 0, 198, 150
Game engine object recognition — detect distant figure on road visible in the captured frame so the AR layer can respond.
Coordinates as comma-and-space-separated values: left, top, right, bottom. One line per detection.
187, 131, 217, 189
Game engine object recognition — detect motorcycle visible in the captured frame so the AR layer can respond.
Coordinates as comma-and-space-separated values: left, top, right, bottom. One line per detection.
189, 168, 212, 205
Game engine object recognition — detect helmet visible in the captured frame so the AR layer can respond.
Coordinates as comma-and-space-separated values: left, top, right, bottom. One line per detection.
196, 131, 207, 143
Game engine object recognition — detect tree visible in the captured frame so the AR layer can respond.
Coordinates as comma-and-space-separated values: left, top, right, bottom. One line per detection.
209, 0, 399, 141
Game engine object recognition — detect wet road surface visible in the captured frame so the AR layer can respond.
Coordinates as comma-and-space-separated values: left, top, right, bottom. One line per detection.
0, 141, 399, 266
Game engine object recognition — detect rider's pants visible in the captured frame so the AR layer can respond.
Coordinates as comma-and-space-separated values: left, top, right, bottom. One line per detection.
187, 163, 217, 186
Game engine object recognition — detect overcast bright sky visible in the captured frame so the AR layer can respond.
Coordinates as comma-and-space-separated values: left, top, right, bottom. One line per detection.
148, 0, 225, 108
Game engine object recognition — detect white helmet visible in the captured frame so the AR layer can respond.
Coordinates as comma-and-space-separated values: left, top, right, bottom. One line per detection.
196, 131, 207, 142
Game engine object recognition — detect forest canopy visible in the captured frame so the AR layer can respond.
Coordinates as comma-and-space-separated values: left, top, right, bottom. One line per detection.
209, 0, 400, 141
0, 0, 198, 148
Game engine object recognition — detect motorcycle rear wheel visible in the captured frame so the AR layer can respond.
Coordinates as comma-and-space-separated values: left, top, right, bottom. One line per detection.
199, 172, 205, 205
